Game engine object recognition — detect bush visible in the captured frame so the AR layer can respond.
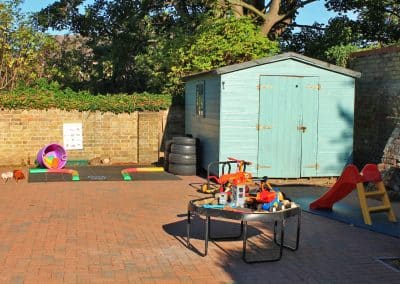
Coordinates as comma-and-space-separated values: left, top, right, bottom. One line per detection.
0, 80, 172, 113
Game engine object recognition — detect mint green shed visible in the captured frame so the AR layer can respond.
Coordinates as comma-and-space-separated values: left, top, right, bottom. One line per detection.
184, 52, 361, 178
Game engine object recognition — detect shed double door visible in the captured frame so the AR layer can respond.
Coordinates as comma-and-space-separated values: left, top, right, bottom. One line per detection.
257, 75, 319, 178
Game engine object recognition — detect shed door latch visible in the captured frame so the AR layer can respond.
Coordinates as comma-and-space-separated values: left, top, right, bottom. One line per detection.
297, 125, 307, 133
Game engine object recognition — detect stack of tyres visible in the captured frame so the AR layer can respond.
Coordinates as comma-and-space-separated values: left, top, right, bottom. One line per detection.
168, 137, 197, 175
164, 139, 173, 171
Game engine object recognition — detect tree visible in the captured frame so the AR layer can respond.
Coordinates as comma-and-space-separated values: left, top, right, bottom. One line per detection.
165, 16, 280, 96
282, 1, 400, 66
0, 0, 57, 90
281, 16, 360, 60
216, 0, 319, 38
326, 0, 400, 44
34, 1, 321, 95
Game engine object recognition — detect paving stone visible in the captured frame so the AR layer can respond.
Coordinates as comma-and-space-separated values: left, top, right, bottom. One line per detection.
0, 175, 398, 283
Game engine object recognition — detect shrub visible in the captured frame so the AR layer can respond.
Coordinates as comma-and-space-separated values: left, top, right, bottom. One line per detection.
0, 80, 171, 113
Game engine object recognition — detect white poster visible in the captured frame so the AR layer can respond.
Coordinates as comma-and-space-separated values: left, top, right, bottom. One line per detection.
63, 123, 83, 150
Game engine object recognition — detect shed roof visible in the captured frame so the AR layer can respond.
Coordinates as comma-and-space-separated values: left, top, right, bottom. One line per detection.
184, 52, 361, 80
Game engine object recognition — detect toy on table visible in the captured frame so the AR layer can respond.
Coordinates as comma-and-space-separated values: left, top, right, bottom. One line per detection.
244, 176, 287, 211
201, 157, 253, 194
232, 184, 246, 207
199, 158, 292, 212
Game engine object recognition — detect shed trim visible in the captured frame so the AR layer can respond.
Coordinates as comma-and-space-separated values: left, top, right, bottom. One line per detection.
184, 52, 361, 80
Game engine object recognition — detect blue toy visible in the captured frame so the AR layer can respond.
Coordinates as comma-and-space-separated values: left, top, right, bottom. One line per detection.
261, 188, 282, 211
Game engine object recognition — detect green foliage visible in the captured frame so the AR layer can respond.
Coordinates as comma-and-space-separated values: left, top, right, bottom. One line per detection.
325, 44, 360, 67
35, 0, 196, 95
281, 16, 361, 62
185, 17, 279, 70
166, 17, 280, 97
0, 0, 58, 90
283, 1, 400, 65
34, 1, 283, 99
0, 80, 172, 113
326, 0, 400, 44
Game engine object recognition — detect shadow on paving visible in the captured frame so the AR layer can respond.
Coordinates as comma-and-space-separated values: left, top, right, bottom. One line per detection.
163, 214, 263, 257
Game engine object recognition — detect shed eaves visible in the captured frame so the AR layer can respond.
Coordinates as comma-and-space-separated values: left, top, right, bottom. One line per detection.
184, 52, 362, 80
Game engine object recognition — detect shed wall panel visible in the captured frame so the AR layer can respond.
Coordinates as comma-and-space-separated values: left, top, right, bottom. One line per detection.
219, 72, 260, 174
185, 76, 221, 170
317, 77, 355, 176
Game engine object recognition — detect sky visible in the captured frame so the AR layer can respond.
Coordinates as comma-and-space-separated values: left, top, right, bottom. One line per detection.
19, 0, 339, 32
20, 0, 94, 14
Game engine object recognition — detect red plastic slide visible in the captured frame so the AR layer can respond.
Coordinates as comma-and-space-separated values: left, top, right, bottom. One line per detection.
309, 165, 363, 210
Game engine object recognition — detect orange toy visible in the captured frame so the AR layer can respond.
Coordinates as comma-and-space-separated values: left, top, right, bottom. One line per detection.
201, 157, 253, 194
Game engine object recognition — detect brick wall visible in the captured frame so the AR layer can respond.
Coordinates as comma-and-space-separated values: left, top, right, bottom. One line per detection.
0, 105, 184, 166
382, 126, 400, 167
349, 47, 400, 167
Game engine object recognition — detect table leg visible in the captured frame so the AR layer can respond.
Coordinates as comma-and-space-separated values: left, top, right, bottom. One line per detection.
186, 210, 191, 247
242, 221, 248, 260
243, 220, 284, 263
273, 213, 301, 251
187, 212, 211, 257
204, 216, 210, 255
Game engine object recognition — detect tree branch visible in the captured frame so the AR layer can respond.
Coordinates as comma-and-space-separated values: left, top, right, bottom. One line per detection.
292, 23, 326, 30
226, 0, 267, 19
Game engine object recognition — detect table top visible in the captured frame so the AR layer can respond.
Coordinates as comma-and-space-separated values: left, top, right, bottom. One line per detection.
188, 197, 301, 222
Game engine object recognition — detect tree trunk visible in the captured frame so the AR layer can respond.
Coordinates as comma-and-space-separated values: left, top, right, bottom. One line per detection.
232, 4, 243, 17
261, 0, 282, 36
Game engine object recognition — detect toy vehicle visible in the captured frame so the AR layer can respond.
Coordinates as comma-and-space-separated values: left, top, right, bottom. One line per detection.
245, 176, 285, 211
200, 157, 253, 194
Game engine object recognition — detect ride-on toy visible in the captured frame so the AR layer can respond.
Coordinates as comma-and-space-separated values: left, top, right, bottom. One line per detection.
245, 176, 286, 211
200, 157, 253, 194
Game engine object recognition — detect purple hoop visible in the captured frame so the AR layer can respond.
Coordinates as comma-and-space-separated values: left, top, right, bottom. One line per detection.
36, 143, 68, 169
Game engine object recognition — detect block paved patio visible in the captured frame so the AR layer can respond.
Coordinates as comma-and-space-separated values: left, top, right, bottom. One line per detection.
0, 171, 399, 283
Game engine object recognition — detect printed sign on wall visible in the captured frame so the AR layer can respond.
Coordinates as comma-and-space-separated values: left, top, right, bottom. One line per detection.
63, 123, 83, 150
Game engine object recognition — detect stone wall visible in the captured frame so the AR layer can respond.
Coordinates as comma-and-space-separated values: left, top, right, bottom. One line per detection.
349, 47, 400, 167
0, 105, 184, 166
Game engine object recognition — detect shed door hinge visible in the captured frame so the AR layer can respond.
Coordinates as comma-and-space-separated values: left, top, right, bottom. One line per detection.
304, 164, 320, 169
257, 84, 273, 90
305, 84, 321, 90
256, 124, 272, 130
257, 164, 272, 169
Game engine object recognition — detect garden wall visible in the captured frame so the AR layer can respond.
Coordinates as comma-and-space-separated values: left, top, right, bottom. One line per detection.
0, 105, 184, 167
349, 47, 400, 167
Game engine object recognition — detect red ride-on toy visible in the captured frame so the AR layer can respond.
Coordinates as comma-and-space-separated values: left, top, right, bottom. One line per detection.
201, 157, 253, 194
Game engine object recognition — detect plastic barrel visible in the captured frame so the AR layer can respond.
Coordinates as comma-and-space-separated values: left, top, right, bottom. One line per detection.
36, 143, 68, 169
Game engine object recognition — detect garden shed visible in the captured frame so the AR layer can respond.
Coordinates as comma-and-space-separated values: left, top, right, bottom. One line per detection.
184, 52, 361, 178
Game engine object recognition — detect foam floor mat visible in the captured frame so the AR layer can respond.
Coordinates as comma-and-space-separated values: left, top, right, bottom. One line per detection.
281, 185, 400, 239
28, 165, 181, 182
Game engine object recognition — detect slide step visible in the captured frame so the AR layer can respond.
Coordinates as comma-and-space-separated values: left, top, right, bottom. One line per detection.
364, 191, 385, 198
368, 205, 391, 213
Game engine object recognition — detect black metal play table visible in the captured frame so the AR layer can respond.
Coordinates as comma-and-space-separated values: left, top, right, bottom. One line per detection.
187, 197, 301, 263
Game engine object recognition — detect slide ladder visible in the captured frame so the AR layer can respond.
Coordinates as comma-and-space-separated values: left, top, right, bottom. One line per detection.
357, 164, 397, 225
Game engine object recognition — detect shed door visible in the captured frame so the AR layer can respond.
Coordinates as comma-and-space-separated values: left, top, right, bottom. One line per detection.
257, 76, 319, 178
